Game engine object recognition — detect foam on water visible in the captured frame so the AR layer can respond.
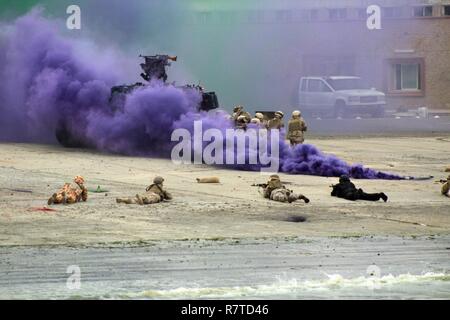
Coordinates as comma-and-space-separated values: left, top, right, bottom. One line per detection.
122, 272, 450, 300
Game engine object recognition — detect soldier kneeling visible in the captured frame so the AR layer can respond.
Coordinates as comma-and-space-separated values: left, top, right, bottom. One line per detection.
116, 176, 172, 205
262, 175, 310, 203
331, 175, 388, 202
48, 175, 88, 205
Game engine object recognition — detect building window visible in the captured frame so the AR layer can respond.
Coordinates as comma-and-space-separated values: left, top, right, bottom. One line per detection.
310, 9, 319, 21
413, 6, 433, 17
329, 8, 347, 20
395, 64, 420, 90
217, 11, 236, 25
197, 11, 212, 24
383, 7, 403, 18
443, 5, 450, 16
275, 10, 292, 23
248, 10, 265, 24
357, 8, 366, 20
386, 58, 424, 95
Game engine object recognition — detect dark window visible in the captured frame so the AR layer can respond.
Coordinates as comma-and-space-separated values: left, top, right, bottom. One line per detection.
444, 5, 450, 16
329, 8, 347, 20
248, 10, 265, 24
413, 6, 432, 17
218, 11, 235, 24
357, 8, 366, 19
276, 10, 292, 23
394, 63, 421, 90
197, 11, 212, 24
383, 7, 402, 18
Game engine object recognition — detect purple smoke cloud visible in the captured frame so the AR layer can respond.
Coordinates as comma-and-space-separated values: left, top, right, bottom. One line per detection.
0, 10, 402, 180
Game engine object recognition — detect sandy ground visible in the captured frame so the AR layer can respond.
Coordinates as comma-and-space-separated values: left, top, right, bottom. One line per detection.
1, 136, 449, 247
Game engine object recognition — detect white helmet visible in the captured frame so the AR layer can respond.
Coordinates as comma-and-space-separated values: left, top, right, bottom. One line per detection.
255, 112, 264, 120
292, 110, 301, 117
275, 111, 284, 118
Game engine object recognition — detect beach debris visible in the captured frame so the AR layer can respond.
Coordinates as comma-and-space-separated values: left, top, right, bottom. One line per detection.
284, 215, 307, 223
88, 185, 109, 193
1, 188, 33, 193
28, 207, 57, 212
196, 177, 220, 183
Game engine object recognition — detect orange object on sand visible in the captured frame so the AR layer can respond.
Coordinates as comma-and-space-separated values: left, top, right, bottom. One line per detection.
28, 207, 57, 212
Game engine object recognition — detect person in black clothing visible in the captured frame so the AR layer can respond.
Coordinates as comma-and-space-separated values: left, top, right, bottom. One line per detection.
331, 175, 388, 202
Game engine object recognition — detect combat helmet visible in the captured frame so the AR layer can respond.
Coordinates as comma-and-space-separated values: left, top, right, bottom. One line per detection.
274, 111, 284, 118
153, 176, 164, 184
339, 175, 350, 183
74, 175, 85, 185
237, 115, 249, 123
233, 105, 243, 113
292, 110, 301, 117
255, 112, 264, 120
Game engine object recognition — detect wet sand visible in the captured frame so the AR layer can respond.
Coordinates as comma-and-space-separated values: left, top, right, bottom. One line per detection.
1, 236, 449, 299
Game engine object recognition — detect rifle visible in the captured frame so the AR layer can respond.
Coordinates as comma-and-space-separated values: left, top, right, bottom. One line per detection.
139, 54, 177, 63
251, 183, 268, 188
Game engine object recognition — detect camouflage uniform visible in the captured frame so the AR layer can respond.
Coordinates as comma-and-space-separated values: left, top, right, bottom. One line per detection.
250, 112, 267, 128
48, 176, 88, 205
262, 175, 309, 203
116, 176, 172, 205
442, 175, 450, 197
232, 105, 251, 129
267, 111, 284, 130
287, 110, 307, 146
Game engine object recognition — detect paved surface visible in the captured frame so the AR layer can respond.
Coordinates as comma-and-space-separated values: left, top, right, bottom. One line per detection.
306, 116, 450, 136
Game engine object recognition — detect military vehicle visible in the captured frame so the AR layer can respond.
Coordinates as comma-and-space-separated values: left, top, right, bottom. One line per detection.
56, 54, 219, 147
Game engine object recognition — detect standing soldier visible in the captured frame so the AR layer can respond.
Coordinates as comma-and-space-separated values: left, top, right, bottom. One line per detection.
261, 174, 310, 203
255, 112, 268, 128
440, 175, 450, 197
232, 105, 251, 129
287, 110, 307, 146
232, 105, 251, 130
267, 111, 284, 130
116, 176, 172, 205
250, 112, 266, 128
250, 117, 261, 125
47, 175, 88, 205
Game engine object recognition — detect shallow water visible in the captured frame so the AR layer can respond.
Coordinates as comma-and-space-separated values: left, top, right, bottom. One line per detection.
1, 237, 449, 299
